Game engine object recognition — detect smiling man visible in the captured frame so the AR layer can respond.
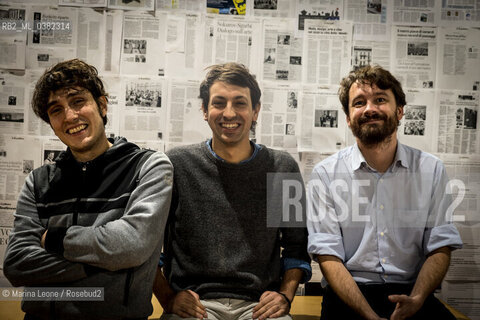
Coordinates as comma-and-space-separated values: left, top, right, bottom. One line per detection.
307, 65, 462, 320
153, 63, 311, 320
3, 59, 173, 320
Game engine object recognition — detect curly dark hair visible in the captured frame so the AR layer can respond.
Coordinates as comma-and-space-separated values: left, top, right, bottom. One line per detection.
338, 65, 406, 116
199, 62, 261, 112
32, 59, 108, 124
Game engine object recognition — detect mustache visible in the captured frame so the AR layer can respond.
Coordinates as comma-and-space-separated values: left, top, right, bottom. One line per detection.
357, 113, 387, 125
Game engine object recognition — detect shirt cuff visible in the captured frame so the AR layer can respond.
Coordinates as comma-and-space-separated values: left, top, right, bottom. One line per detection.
425, 223, 463, 255
307, 232, 345, 261
281, 257, 312, 283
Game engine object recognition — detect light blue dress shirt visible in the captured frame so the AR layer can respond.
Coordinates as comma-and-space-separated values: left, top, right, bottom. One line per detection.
307, 142, 462, 285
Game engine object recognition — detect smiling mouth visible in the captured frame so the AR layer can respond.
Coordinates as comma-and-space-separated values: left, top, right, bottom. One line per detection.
221, 123, 240, 129
67, 124, 87, 134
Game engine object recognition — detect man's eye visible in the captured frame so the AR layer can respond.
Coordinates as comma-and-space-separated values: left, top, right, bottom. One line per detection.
353, 100, 364, 107
377, 98, 386, 103
72, 99, 84, 106
48, 107, 62, 115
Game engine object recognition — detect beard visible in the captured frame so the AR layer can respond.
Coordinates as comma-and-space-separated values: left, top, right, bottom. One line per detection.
350, 111, 399, 146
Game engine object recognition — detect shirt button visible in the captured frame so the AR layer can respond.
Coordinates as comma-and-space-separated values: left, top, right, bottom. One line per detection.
384, 274, 388, 278
380, 232, 384, 236
382, 258, 386, 263
380, 204, 384, 210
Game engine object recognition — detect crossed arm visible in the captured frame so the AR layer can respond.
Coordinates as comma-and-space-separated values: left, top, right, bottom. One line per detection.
317, 246, 452, 320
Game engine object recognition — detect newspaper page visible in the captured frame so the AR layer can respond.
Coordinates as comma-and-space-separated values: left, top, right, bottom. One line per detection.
351, 39, 391, 70
298, 151, 329, 182
155, 0, 203, 12
103, 9, 123, 74
24, 70, 56, 137
131, 139, 165, 152
344, 0, 386, 24
262, 19, 303, 82
207, 0, 246, 15
258, 82, 301, 151
249, 0, 295, 18
41, 137, 65, 166
302, 20, 352, 85
59, 0, 107, 7
436, 27, 480, 91
446, 225, 480, 281
27, 6, 78, 47
440, 154, 480, 225
440, 0, 480, 26
299, 85, 347, 153
0, 134, 42, 282
166, 79, 210, 144
26, 46, 76, 70
202, 16, 262, 76
164, 13, 202, 79
391, 0, 437, 25
0, 5, 27, 70
391, 25, 437, 89
100, 75, 122, 137
120, 11, 166, 76
0, 72, 26, 136
436, 90, 479, 155
441, 281, 480, 320
398, 89, 435, 153
296, 0, 342, 31
76, 7, 106, 72
120, 76, 167, 141
108, 0, 154, 11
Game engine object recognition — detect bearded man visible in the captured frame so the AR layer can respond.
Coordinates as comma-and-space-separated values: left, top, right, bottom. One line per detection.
306, 65, 462, 320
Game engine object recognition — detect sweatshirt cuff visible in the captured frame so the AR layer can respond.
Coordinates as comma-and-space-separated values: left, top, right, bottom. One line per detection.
44, 226, 68, 255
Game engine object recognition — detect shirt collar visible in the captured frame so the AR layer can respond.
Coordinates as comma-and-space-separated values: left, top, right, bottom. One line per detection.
205, 138, 262, 164
351, 141, 409, 172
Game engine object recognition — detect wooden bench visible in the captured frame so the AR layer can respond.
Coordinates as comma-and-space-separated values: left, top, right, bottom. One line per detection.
0, 295, 470, 319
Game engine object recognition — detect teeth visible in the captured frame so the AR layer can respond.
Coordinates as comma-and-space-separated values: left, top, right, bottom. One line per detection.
68, 124, 87, 134
221, 123, 238, 128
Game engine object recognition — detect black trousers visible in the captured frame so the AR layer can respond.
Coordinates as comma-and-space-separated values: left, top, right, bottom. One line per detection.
321, 283, 457, 320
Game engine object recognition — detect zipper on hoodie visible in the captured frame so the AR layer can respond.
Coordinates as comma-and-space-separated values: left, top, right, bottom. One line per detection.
73, 163, 87, 225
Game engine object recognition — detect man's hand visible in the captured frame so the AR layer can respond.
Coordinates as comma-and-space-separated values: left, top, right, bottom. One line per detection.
252, 291, 290, 320
388, 294, 423, 320
166, 289, 207, 319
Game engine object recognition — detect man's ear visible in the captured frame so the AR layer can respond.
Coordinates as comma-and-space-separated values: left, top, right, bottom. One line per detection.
203, 105, 208, 121
99, 96, 108, 117
397, 105, 404, 121
346, 114, 351, 128
253, 102, 261, 121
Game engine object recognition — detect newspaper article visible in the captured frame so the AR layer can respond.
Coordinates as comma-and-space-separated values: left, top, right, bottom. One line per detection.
155, 0, 203, 12
436, 90, 479, 155
299, 85, 346, 153
24, 70, 56, 137
344, 0, 386, 24
207, 0, 246, 15
351, 39, 390, 70
258, 82, 301, 151
249, 0, 295, 18
440, 0, 480, 26
298, 151, 329, 182
166, 79, 210, 144
392, 25, 437, 89
302, 20, 352, 85
0, 5, 27, 70
0, 72, 26, 135
28, 6, 78, 47
441, 281, 480, 319
103, 9, 123, 74
120, 11, 166, 76
262, 19, 303, 82
100, 75, 122, 137
397, 89, 435, 152
108, 0, 154, 11
164, 13, 202, 79
131, 139, 165, 152
59, 0, 106, 7
202, 16, 261, 76
440, 154, 480, 225
296, 0, 342, 31
26, 46, 76, 70
120, 76, 167, 141
76, 7, 106, 72
0, 134, 42, 281
392, 0, 436, 25
436, 27, 480, 91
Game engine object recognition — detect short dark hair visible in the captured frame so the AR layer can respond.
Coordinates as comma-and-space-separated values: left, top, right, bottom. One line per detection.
338, 65, 406, 116
32, 59, 108, 125
199, 62, 261, 112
